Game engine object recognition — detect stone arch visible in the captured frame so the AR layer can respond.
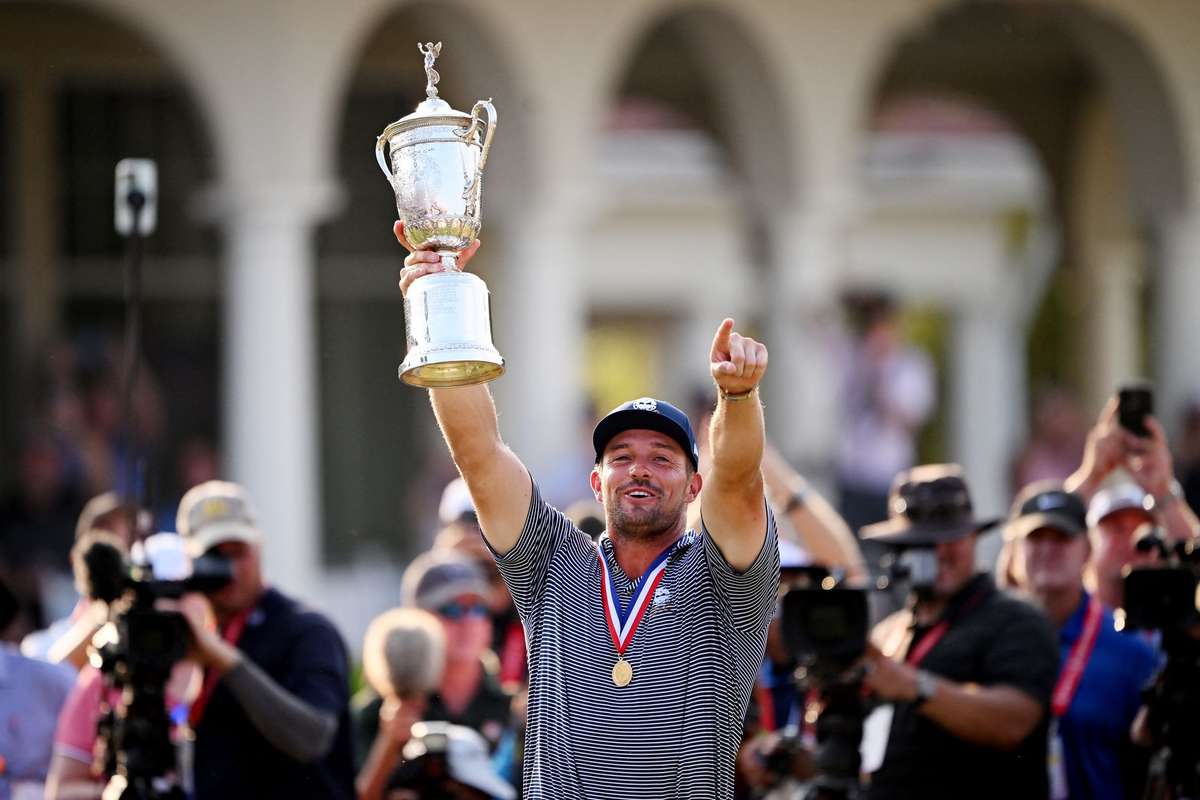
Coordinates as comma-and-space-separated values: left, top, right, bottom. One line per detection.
599, 1, 799, 217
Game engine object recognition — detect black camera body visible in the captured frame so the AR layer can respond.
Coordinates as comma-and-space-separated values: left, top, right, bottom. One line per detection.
84, 535, 232, 800
1120, 536, 1200, 800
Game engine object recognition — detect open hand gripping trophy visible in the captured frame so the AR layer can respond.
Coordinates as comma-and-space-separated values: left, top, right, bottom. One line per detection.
376, 42, 501, 386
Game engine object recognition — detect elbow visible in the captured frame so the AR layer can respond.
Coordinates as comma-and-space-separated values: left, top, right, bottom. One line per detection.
990, 711, 1043, 751
294, 718, 338, 763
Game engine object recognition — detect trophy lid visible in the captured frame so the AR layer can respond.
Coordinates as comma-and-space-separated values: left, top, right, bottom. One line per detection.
386, 42, 474, 133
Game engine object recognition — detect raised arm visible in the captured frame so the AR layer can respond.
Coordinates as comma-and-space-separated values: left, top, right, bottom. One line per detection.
700, 318, 768, 571
760, 442, 868, 583
397, 223, 531, 554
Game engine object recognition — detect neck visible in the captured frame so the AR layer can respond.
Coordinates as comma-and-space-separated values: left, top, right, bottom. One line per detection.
215, 587, 263, 625
609, 528, 681, 580
1036, 583, 1085, 627
439, 657, 482, 712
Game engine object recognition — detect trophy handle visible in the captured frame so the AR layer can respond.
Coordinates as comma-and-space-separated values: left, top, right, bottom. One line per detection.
460, 99, 497, 199
375, 132, 394, 180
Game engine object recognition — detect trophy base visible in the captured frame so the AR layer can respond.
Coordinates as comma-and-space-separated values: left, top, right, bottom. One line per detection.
399, 270, 504, 388
399, 351, 504, 388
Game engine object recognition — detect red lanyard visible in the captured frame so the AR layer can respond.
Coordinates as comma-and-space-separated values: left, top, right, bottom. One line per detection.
189, 605, 253, 726
1051, 597, 1102, 718
905, 621, 949, 666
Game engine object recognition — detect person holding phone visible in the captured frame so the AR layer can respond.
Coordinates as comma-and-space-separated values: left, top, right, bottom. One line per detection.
1064, 389, 1199, 611
1065, 389, 1199, 544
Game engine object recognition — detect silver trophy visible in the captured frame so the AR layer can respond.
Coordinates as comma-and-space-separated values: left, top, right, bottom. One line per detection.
376, 42, 501, 387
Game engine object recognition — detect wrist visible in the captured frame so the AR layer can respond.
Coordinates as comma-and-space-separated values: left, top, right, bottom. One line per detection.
1153, 478, 1184, 510
912, 668, 939, 707
719, 386, 758, 402
210, 640, 243, 674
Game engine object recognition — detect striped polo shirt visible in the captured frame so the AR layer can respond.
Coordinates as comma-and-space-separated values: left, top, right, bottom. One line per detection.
493, 482, 779, 799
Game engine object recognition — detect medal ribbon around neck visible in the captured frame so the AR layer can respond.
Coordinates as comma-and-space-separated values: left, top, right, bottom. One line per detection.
597, 539, 674, 664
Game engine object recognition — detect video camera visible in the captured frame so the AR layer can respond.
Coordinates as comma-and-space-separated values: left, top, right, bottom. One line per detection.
1119, 531, 1200, 800
81, 531, 231, 800
773, 550, 937, 800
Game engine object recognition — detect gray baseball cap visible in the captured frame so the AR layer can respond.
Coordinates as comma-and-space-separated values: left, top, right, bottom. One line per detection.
401, 550, 490, 612
176, 480, 262, 557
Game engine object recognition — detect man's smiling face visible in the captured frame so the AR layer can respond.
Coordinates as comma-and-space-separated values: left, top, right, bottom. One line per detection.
592, 429, 701, 541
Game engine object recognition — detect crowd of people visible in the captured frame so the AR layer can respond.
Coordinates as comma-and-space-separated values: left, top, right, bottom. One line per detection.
2, 233, 1200, 798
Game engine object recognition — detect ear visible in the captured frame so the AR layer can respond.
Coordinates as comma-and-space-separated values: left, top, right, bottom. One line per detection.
685, 470, 703, 504
590, 466, 603, 502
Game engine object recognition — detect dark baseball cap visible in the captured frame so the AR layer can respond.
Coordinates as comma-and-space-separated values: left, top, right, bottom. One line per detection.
592, 397, 699, 470
1006, 481, 1087, 539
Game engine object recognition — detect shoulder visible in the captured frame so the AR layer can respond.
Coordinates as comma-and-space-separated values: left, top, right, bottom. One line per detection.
3, 646, 75, 696
261, 589, 347, 650
1097, 616, 1159, 667
976, 590, 1058, 664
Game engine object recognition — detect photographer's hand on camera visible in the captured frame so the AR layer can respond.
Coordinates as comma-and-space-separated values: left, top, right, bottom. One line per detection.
177, 593, 242, 674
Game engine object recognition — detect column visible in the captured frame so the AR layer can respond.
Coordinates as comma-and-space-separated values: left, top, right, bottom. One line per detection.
219, 181, 338, 600
1083, 237, 1143, 404
10, 67, 58, 415
1155, 207, 1200, 437
488, 195, 587, 481
950, 304, 1026, 564
764, 201, 848, 484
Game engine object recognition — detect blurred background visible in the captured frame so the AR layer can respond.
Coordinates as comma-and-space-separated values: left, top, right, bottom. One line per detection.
2, 0, 1199, 648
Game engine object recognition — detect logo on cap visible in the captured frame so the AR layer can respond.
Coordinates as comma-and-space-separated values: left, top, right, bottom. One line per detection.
632, 398, 658, 412
201, 498, 230, 519
1036, 493, 1062, 512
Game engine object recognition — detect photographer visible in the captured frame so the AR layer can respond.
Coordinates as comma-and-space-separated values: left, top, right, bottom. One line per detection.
1009, 482, 1158, 799
858, 465, 1059, 799
173, 480, 355, 799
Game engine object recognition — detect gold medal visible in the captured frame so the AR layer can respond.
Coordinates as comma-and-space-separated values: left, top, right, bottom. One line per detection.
612, 657, 633, 687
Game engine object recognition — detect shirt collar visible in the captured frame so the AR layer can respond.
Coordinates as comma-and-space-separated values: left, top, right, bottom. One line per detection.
1059, 589, 1092, 641
598, 530, 693, 584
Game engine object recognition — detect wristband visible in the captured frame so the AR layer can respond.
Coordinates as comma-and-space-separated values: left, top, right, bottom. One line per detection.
1154, 478, 1184, 510
720, 387, 757, 401
784, 482, 809, 514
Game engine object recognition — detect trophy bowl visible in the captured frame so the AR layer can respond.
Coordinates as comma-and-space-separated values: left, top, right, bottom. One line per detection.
376, 42, 503, 387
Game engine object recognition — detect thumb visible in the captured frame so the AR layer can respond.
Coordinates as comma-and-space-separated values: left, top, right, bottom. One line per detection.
711, 318, 734, 359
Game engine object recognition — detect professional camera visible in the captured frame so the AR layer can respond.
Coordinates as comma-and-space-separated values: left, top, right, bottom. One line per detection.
775, 567, 870, 800
81, 531, 231, 800
1119, 532, 1200, 800
772, 549, 936, 800
387, 721, 509, 800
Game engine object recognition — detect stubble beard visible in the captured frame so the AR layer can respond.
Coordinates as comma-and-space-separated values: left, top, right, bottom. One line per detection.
607, 494, 686, 543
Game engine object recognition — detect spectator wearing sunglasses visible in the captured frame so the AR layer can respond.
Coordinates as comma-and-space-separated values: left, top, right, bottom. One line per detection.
406, 552, 517, 753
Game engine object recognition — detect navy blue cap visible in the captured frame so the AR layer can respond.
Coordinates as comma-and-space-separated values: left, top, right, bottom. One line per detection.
592, 397, 699, 470
1007, 480, 1088, 539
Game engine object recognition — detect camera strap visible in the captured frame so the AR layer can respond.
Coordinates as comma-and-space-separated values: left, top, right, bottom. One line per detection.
900, 581, 991, 666
1051, 596, 1102, 718
189, 604, 253, 726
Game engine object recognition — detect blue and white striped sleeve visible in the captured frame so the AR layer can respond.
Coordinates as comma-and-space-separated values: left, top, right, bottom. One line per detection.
488, 479, 578, 621
701, 506, 780, 632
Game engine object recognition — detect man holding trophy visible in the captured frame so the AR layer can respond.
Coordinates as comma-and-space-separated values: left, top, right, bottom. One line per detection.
383, 43, 778, 797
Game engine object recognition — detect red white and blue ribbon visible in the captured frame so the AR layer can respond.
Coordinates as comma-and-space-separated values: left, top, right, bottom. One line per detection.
596, 539, 674, 658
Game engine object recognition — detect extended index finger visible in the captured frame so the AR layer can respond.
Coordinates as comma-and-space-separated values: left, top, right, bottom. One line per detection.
711, 318, 735, 359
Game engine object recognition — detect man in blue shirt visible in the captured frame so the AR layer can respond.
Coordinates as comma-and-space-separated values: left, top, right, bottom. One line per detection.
1010, 481, 1159, 800
0, 578, 75, 799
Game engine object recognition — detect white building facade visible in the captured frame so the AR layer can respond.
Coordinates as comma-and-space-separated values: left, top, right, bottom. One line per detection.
2, 0, 1198, 644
